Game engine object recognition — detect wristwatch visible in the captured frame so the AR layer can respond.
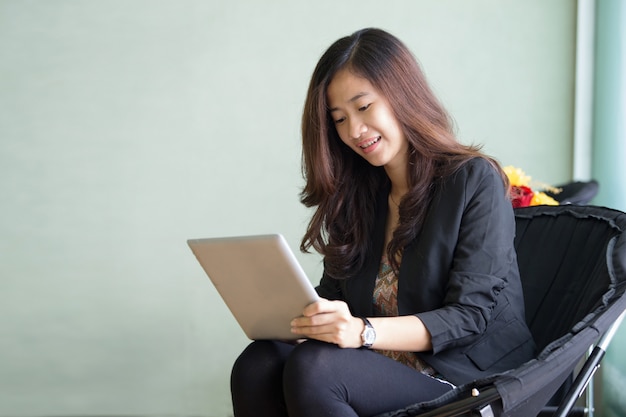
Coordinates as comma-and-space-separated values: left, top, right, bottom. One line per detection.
360, 317, 376, 348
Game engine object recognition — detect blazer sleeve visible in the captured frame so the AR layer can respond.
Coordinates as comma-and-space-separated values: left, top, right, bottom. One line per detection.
315, 266, 344, 301
416, 159, 518, 354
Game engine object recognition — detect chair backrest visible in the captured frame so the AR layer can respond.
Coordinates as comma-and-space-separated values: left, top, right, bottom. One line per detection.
513, 205, 626, 352
374, 205, 626, 417
545, 180, 599, 205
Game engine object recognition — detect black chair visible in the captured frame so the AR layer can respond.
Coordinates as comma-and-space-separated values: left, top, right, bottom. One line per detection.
546, 180, 599, 205
377, 205, 626, 417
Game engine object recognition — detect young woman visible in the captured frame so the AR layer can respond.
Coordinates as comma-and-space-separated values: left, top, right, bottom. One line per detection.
230, 28, 536, 417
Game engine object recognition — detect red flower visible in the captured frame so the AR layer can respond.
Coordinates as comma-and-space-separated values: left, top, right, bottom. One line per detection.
510, 185, 534, 208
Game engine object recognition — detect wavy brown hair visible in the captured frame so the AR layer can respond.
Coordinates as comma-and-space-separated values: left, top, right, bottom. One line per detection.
300, 28, 505, 278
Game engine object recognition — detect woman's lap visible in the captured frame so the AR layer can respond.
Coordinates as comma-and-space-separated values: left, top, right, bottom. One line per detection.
231, 339, 453, 417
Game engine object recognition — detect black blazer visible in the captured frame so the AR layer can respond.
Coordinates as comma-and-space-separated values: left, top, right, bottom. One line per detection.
316, 158, 536, 386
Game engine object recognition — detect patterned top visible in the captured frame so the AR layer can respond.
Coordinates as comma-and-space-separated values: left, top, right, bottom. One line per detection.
372, 256, 437, 377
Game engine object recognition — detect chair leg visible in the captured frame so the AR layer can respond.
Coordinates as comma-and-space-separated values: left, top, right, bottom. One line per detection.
553, 311, 626, 417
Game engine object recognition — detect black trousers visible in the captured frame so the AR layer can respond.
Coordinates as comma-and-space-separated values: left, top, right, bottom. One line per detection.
230, 339, 453, 417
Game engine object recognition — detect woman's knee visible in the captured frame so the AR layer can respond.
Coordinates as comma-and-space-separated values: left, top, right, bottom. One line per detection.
231, 341, 294, 417
233, 341, 274, 371
283, 341, 362, 416
231, 340, 293, 389
283, 340, 347, 387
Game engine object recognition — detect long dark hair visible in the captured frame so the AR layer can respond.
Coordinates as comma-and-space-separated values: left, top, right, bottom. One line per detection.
300, 28, 505, 278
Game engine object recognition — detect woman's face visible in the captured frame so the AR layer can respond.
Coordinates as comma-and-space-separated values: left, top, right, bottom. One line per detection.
326, 68, 408, 171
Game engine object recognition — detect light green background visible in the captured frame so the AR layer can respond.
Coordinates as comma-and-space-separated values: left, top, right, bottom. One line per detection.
1, 1, 580, 416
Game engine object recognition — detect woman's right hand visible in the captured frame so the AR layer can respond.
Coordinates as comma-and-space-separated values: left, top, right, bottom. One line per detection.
290, 298, 364, 348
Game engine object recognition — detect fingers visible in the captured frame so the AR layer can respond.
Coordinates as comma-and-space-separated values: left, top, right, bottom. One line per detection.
290, 299, 362, 348
301, 298, 346, 317
293, 299, 349, 327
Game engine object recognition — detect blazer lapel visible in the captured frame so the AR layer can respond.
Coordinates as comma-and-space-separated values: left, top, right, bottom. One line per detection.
344, 186, 389, 317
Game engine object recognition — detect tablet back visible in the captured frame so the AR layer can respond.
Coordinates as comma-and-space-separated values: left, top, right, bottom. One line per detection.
187, 234, 319, 340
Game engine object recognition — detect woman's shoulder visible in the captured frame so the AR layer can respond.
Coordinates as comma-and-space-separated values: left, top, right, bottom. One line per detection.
436, 156, 507, 203
462, 156, 500, 174
448, 156, 503, 184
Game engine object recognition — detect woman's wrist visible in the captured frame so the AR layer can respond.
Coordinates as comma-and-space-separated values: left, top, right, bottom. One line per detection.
359, 317, 376, 348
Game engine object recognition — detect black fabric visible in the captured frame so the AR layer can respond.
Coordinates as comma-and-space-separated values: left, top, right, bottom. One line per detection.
376, 205, 626, 417
316, 158, 535, 385
515, 205, 621, 351
545, 180, 599, 205
231, 340, 453, 417
371, 376, 502, 417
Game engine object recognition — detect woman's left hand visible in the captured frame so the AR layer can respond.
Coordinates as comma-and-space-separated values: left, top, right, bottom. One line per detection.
290, 298, 364, 348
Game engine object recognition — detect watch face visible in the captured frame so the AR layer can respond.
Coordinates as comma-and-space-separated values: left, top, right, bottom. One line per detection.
361, 318, 376, 347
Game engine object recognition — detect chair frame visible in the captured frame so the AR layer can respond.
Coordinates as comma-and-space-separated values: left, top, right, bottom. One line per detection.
406, 311, 626, 417
376, 205, 626, 417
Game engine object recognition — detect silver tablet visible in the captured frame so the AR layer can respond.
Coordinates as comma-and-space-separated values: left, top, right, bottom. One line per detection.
187, 234, 320, 340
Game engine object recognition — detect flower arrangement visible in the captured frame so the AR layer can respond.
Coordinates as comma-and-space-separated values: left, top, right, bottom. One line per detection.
503, 166, 560, 208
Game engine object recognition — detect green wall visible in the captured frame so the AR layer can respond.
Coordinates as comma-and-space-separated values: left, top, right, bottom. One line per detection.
592, 0, 626, 416
592, 0, 626, 212
0, 1, 577, 416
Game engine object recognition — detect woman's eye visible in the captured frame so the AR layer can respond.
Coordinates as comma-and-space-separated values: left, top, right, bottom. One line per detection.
359, 103, 372, 112
334, 117, 346, 125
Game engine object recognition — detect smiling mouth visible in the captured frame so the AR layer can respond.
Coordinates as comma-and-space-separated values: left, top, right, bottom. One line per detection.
359, 136, 381, 149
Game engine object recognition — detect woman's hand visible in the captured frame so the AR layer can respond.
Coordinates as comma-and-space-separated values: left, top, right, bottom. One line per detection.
290, 299, 433, 351
290, 298, 364, 348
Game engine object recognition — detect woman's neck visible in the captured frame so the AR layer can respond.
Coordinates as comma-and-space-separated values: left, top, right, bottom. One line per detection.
385, 163, 409, 203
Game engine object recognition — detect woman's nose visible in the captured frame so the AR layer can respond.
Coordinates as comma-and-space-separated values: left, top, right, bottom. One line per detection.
349, 118, 367, 139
